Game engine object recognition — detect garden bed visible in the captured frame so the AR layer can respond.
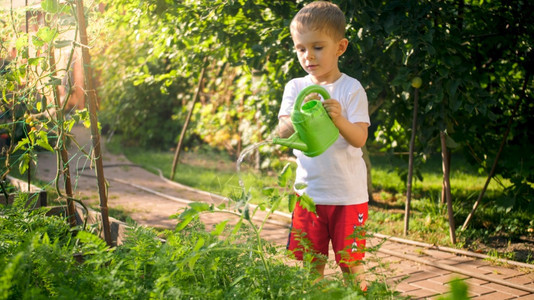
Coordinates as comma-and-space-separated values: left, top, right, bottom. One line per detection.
46, 203, 130, 247
0, 175, 47, 208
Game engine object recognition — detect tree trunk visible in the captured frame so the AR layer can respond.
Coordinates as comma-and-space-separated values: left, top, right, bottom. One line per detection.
365, 95, 385, 204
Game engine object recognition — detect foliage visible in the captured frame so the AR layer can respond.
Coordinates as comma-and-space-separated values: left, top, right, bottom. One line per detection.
344, 0, 533, 211
0, 175, 402, 299
436, 277, 469, 300
94, 0, 298, 153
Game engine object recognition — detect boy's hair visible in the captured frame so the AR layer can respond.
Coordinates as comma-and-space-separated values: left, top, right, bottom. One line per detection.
290, 1, 346, 40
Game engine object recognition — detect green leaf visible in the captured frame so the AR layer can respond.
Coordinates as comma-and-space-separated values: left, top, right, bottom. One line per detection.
18, 153, 31, 175
188, 202, 211, 212
211, 220, 229, 236
445, 134, 459, 149
288, 194, 297, 212
175, 208, 198, 231
54, 39, 73, 48
28, 57, 43, 66
36, 131, 54, 152
294, 183, 307, 190
271, 196, 282, 212
436, 277, 469, 300
36, 27, 58, 44
243, 205, 250, 220
277, 163, 293, 187
32, 35, 45, 48
192, 237, 205, 252
262, 187, 276, 196
15, 36, 28, 51
41, 0, 59, 13
47, 76, 62, 86
0, 252, 23, 296
13, 138, 29, 153
299, 194, 316, 214
231, 219, 243, 235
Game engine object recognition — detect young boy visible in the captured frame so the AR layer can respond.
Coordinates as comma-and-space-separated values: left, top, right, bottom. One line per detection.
278, 1, 370, 289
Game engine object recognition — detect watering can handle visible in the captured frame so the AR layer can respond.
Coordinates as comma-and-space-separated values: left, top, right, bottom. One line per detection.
293, 85, 331, 112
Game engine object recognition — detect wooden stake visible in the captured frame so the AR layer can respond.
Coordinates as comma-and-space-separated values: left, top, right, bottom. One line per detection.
170, 60, 207, 180
76, 0, 112, 246
440, 131, 456, 244
404, 88, 419, 236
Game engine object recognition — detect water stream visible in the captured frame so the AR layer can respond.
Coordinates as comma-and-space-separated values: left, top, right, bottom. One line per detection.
236, 140, 272, 191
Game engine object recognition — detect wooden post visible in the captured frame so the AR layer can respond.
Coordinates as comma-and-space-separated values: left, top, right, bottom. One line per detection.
76, 0, 112, 246
403, 88, 419, 236
440, 131, 456, 244
170, 61, 207, 180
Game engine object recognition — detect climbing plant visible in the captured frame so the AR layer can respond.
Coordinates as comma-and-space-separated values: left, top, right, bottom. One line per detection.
1, 0, 112, 239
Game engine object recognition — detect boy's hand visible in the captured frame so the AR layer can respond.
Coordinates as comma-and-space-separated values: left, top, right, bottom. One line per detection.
303, 93, 321, 103
323, 98, 369, 148
323, 99, 342, 121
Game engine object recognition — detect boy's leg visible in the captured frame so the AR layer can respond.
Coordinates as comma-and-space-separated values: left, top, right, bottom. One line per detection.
330, 202, 368, 289
341, 264, 366, 290
313, 263, 326, 283
287, 202, 330, 278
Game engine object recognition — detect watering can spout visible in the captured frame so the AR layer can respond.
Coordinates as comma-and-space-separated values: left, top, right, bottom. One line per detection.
272, 133, 308, 152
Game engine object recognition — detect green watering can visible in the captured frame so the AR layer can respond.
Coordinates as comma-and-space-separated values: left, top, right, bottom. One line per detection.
273, 85, 339, 157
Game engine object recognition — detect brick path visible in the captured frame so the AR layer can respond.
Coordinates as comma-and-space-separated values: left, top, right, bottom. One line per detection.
36, 125, 534, 299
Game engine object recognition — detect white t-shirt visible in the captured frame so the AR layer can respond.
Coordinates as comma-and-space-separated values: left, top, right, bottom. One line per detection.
278, 74, 370, 205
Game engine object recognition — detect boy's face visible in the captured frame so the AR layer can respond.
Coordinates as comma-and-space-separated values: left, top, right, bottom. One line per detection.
291, 28, 348, 84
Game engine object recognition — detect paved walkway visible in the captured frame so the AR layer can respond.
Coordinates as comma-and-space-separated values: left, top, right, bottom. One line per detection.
36, 125, 534, 299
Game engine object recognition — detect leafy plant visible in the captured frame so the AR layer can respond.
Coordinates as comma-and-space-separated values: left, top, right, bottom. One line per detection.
0, 181, 398, 299
436, 277, 469, 300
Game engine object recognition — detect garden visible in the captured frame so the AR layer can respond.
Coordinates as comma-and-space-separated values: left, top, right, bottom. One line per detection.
1, 0, 532, 298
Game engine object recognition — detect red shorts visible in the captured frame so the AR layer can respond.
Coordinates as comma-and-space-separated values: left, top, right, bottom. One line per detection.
287, 201, 368, 268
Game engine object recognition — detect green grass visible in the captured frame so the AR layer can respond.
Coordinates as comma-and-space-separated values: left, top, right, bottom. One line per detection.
369, 153, 508, 196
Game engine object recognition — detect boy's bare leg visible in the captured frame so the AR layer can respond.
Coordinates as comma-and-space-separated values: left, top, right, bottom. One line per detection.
340, 264, 366, 290
307, 262, 326, 284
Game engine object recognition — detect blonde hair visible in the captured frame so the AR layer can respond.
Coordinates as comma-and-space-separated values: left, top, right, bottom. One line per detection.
290, 1, 346, 40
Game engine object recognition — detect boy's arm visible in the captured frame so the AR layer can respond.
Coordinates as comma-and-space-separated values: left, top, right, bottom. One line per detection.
278, 116, 294, 138
323, 99, 368, 148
